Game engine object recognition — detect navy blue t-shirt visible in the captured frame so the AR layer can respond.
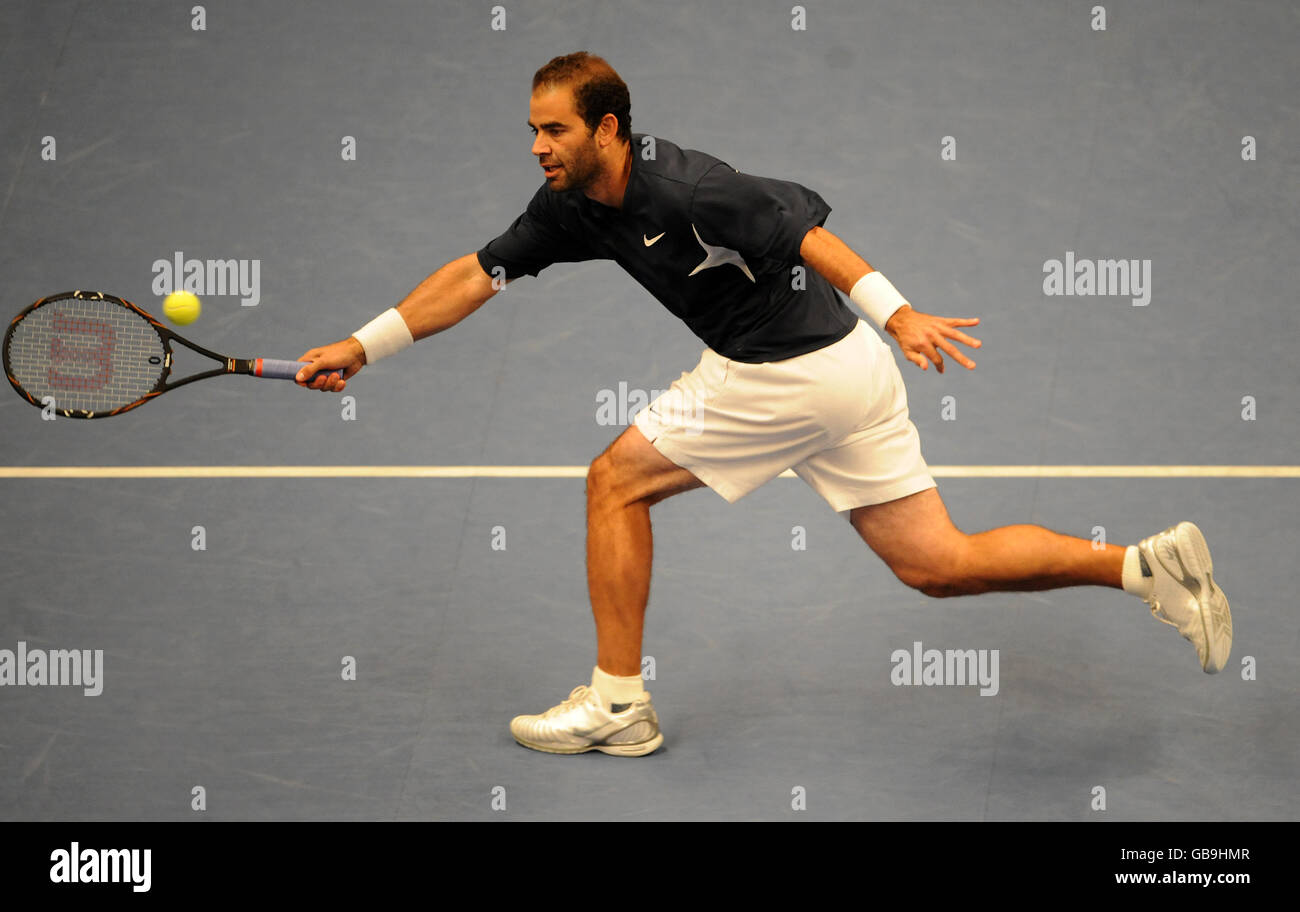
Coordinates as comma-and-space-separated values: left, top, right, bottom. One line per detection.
476, 134, 857, 362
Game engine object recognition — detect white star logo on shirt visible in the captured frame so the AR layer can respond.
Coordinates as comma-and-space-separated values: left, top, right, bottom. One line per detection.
689, 224, 755, 283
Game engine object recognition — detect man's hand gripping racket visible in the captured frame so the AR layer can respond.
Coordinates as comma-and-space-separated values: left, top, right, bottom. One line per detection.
294, 337, 365, 393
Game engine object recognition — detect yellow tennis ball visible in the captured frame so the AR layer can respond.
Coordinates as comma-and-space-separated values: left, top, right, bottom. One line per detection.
163, 290, 201, 325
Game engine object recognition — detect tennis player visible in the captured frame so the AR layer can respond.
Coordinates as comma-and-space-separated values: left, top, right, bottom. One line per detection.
298, 53, 1232, 757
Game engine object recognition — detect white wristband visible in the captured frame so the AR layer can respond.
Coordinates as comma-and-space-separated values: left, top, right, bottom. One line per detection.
849, 271, 910, 330
352, 308, 414, 364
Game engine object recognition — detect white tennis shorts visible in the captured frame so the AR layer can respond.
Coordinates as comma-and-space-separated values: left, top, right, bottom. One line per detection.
633, 320, 936, 512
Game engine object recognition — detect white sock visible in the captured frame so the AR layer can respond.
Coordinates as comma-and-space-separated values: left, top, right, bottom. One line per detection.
591, 665, 644, 709
1121, 546, 1153, 598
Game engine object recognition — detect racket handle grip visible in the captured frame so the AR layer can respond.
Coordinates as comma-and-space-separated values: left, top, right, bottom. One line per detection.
254, 358, 344, 383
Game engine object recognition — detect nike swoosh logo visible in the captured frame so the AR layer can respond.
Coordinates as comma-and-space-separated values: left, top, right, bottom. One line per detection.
643, 231, 665, 247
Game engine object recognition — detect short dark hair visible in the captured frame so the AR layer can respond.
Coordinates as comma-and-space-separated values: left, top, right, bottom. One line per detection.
532, 52, 632, 143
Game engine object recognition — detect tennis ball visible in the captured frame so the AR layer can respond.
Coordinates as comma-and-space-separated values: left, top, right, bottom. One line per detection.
163, 290, 201, 325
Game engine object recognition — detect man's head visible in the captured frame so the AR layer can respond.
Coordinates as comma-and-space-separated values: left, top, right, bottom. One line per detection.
528, 52, 631, 195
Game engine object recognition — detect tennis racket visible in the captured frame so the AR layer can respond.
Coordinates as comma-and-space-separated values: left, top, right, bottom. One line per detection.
3, 290, 341, 418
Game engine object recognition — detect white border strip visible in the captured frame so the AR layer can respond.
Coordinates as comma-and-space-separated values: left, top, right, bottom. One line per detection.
0, 465, 1296, 479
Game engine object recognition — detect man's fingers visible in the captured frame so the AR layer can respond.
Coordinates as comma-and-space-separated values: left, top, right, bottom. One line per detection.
314, 370, 344, 392
298, 362, 335, 389
295, 351, 322, 385
294, 349, 356, 390
937, 338, 976, 370
896, 312, 983, 373
923, 342, 945, 373
947, 329, 982, 349
299, 363, 331, 387
906, 346, 935, 371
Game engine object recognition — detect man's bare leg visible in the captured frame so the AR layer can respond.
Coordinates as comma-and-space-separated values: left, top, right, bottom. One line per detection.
585, 426, 705, 675
850, 487, 1125, 597
508, 427, 702, 756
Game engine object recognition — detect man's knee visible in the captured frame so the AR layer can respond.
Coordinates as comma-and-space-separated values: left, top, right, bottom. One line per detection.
586, 448, 619, 503
588, 433, 701, 509
586, 439, 649, 508
911, 574, 965, 599
889, 540, 971, 598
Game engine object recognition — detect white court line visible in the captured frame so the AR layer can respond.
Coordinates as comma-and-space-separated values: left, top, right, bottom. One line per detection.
0, 465, 1297, 479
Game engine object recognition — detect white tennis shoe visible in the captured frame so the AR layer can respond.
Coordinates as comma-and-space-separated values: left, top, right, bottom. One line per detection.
1137, 522, 1233, 674
510, 685, 664, 756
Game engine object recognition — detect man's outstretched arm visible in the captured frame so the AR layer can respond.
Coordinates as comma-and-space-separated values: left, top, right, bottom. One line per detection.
296, 253, 501, 392
799, 225, 981, 373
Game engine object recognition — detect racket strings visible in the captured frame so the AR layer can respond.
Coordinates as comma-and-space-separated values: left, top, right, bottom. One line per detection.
5, 297, 166, 413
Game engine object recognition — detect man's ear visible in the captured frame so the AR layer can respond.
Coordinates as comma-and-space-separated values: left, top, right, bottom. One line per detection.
597, 113, 619, 146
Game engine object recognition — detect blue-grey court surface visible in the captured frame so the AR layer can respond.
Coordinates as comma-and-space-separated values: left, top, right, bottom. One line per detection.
1, 1, 1297, 821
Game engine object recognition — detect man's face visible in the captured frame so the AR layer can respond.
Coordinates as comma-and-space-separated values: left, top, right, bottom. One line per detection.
529, 85, 602, 193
